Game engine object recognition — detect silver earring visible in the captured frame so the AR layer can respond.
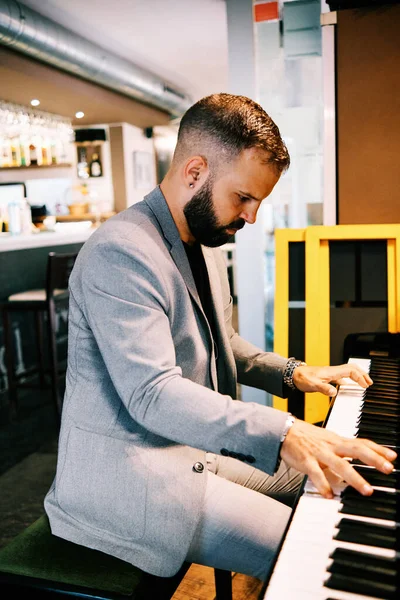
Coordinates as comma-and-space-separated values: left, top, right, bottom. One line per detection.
189, 183, 194, 188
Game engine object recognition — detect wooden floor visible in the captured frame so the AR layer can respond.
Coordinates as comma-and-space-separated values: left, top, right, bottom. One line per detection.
172, 564, 264, 600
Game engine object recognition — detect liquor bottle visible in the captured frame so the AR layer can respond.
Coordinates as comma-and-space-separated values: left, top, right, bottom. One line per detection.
11, 140, 20, 167
0, 139, 11, 168
50, 142, 58, 165
89, 153, 102, 177
8, 201, 22, 235
77, 146, 89, 179
41, 140, 50, 166
20, 139, 27, 167
29, 143, 38, 166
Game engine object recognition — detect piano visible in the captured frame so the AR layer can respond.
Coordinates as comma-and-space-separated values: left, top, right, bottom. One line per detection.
262, 355, 400, 600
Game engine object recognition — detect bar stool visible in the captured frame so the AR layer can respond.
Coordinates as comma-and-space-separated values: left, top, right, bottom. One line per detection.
0, 514, 234, 599
1, 251, 78, 425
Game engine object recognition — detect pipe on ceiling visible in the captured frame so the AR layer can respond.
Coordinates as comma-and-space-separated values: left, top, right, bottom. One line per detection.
0, 0, 192, 117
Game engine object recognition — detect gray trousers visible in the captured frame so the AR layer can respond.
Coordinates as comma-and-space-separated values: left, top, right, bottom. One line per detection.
185, 453, 304, 581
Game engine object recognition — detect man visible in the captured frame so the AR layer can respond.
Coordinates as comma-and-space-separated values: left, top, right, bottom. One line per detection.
44, 93, 396, 581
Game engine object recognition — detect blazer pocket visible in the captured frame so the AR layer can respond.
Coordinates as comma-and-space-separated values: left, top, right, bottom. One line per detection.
57, 426, 148, 541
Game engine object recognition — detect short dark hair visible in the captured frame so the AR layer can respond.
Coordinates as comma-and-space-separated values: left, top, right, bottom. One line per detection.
174, 93, 290, 174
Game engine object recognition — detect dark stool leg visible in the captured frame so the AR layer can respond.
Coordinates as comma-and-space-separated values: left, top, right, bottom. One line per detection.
35, 310, 46, 388
47, 301, 61, 426
2, 309, 18, 420
214, 568, 233, 600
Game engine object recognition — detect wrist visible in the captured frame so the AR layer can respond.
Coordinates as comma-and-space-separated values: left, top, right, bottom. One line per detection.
275, 414, 296, 472
280, 414, 296, 442
283, 357, 306, 392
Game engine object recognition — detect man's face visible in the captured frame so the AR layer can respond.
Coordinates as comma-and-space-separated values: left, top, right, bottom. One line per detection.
183, 148, 281, 247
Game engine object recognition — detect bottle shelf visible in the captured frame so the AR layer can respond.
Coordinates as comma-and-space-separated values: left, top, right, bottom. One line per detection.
0, 163, 73, 171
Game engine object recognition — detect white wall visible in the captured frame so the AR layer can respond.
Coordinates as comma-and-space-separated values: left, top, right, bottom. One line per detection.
120, 123, 157, 207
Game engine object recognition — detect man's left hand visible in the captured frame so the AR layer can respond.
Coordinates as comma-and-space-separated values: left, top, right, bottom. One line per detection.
292, 364, 373, 397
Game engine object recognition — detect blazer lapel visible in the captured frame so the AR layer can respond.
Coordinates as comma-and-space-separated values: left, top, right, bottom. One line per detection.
144, 186, 203, 315
201, 246, 226, 334
202, 246, 237, 398
144, 187, 218, 390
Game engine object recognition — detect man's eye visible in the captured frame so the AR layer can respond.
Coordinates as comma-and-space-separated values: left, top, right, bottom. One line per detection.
239, 196, 248, 202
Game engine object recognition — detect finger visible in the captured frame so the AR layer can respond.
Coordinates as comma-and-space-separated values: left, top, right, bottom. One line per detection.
309, 377, 337, 397
356, 438, 397, 465
305, 458, 335, 499
318, 450, 374, 496
326, 365, 373, 388
347, 366, 373, 387
335, 439, 396, 474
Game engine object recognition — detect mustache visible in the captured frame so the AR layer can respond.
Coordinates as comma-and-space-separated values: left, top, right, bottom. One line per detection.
224, 218, 246, 231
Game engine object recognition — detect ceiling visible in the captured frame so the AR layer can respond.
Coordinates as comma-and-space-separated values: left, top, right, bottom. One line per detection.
0, 46, 172, 128
19, 0, 229, 105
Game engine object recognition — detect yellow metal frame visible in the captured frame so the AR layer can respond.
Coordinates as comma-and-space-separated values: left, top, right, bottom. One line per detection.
305, 224, 400, 424
273, 228, 306, 411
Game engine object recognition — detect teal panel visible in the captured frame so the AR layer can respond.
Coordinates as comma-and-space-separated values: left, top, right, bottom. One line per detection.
283, 0, 321, 57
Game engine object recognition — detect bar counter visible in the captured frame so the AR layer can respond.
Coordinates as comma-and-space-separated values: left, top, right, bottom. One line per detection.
0, 228, 93, 253
0, 224, 98, 402
0, 225, 95, 301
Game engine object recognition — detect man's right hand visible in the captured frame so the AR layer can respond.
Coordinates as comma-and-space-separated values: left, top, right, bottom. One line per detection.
280, 418, 397, 499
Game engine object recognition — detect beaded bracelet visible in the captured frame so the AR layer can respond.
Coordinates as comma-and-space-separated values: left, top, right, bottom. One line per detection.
283, 357, 305, 391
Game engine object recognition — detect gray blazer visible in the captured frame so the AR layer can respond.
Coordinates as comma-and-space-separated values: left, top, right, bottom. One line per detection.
44, 186, 290, 577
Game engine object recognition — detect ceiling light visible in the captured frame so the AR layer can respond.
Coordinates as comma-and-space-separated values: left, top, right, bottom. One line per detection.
30, 99, 40, 107
75, 111, 85, 119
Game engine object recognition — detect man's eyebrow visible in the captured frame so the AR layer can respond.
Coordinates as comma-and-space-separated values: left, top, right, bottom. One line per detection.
237, 190, 262, 202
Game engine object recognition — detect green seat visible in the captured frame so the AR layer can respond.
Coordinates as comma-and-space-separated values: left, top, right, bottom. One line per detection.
0, 514, 232, 599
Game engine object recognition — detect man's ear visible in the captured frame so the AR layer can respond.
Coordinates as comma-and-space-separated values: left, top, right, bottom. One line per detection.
184, 155, 209, 188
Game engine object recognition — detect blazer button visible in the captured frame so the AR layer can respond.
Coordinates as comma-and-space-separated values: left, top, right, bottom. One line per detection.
220, 448, 229, 456
193, 462, 205, 473
229, 451, 238, 459
246, 455, 256, 463
237, 453, 246, 461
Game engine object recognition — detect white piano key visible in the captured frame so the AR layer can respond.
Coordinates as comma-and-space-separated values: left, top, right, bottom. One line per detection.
263, 495, 395, 600
262, 357, 400, 600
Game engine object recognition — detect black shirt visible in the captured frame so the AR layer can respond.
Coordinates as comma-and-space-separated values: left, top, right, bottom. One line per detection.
183, 242, 218, 345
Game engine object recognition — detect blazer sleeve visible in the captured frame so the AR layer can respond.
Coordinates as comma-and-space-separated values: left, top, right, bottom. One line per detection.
230, 332, 289, 398
80, 236, 289, 475
213, 247, 289, 398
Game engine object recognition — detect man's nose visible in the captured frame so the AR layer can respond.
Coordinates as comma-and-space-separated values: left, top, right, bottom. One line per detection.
239, 203, 259, 224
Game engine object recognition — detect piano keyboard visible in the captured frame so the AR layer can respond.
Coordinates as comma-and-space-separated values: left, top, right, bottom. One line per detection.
263, 356, 400, 600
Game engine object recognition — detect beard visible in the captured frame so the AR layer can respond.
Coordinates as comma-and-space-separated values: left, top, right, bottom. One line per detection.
183, 177, 245, 247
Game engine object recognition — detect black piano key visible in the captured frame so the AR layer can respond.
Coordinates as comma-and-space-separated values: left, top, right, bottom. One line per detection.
340, 495, 398, 509
327, 562, 396, 584
357, 422, 400, 434
320, 357, 400, 600
359, 410, 400, 419
366, 391, 400, 399
341, 488, 398, 502
352, 457, 400, 468
325, 549, 399, 599
335, 517, 399, 549
357, 433, 400, 445
362, 400, 400, 409
340, 499, 398, 520
352, 467, 399, 488
357, 416, 400, 427
331, 550, 397, 574
357, 422, 400, 435
325, 572, 398, 599
358, 410, 400, 420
